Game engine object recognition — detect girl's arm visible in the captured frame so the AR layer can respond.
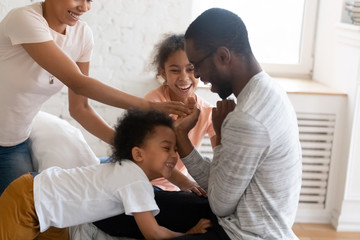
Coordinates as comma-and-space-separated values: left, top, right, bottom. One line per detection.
68, 62, 115, 144
21, 41, 189, 116
133, 211, 211, 240
166, 168, 207, 197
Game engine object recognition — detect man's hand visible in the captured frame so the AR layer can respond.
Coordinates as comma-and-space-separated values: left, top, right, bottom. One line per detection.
174, 97, 200, 158
212, 99, 236, 145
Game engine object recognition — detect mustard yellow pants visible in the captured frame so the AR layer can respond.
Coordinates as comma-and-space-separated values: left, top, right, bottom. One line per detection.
0, 173, 69, 240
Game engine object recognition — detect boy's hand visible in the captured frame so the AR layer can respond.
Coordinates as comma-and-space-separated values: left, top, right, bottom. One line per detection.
186, 218, 212, 234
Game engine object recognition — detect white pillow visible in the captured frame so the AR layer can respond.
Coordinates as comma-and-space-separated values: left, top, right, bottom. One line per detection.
29, 111, 100, 172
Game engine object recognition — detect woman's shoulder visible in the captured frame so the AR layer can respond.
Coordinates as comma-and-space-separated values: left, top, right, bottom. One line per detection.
2, 3, 46, 31
5, 3, 42, 20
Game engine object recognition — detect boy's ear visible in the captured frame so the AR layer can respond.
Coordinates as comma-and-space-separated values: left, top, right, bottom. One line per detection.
132, 147, 144, 163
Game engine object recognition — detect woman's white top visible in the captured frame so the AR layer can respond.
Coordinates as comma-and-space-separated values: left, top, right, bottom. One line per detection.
0, 3, 94, 146
33, 161, 159, 232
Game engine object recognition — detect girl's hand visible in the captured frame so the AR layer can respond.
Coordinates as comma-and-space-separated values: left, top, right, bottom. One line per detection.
186, 218, 212, 234
179, 180, 208, 197
149, 101, 191, 116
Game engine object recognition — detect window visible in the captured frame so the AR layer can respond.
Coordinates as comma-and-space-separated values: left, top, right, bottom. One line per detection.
192, 0, 319, 78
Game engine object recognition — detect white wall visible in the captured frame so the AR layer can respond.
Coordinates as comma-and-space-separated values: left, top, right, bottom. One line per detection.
313, 0, 360, 231
71, 0, 197, 156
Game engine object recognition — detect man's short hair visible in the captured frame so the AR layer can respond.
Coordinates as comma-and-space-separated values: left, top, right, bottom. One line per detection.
185, 8, 252, 56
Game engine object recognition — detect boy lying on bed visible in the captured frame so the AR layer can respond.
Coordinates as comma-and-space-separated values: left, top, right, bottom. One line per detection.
0, 108, 211, 240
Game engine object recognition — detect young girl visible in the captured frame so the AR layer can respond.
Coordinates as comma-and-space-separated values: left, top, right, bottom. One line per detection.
145, 34, 216, 193
0, 108, 211, 240
0, 0, 188, 194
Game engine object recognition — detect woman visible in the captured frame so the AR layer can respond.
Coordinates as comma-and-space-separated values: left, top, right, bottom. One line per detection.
0, 0, 188, 194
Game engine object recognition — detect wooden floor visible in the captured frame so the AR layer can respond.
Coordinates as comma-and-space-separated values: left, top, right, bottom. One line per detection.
293, 223, 360, 240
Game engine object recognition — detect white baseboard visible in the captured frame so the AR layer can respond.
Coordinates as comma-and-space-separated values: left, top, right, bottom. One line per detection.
331, 200, 360, 232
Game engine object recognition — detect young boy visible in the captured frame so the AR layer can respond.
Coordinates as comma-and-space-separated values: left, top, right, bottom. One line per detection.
0, 108, 211, 240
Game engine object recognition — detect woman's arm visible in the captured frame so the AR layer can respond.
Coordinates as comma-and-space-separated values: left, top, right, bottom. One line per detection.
21, 41, 189, 115
68, 62, 115, 144
133, 211, 211, 240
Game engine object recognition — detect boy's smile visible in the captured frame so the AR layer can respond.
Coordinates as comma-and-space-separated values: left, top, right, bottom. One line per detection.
134, 126, 178, 180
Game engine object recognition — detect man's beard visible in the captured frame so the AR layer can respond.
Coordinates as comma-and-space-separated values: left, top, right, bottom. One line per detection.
209, 62, 233, 99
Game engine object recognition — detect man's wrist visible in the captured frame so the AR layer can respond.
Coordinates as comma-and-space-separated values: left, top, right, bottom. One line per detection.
175, 128, 188, 139
176, 133, 194, 158
146, 100, 154, 110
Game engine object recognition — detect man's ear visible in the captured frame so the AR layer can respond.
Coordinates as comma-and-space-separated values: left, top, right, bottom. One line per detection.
132, 147, 144, 163
216, 47, 231, 65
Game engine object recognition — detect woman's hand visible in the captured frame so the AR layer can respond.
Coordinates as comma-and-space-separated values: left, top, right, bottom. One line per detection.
186, 218, 212, 235
149, 101, 191, 116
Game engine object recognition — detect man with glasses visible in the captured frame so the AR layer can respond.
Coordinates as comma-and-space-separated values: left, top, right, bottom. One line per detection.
174, 8, 302, 239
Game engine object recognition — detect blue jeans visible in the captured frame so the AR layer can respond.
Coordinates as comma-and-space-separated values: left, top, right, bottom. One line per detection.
0, 139, 34, 194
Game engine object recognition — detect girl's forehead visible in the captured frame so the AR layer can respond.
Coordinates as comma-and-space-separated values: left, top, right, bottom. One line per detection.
165, 50, 191, 66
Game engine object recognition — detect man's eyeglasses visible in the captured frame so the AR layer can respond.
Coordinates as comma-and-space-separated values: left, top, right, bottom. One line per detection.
191, 50, 214, 71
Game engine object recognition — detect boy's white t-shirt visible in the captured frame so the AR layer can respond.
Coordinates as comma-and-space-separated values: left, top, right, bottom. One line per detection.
0, 2, 94, 146
33, 160, 159, 233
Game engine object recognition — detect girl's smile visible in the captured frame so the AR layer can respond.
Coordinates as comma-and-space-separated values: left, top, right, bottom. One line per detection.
161, 50, 199, 103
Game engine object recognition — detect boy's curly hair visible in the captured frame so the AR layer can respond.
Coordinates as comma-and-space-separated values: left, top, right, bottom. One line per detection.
110, 108, 174, 164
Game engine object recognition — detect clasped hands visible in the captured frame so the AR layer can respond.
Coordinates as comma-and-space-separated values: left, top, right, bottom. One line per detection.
175, 97, 236, 144
173, 97, 235, 197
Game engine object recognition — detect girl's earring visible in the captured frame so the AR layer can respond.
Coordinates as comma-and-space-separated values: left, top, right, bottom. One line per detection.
159, 75, 167, 85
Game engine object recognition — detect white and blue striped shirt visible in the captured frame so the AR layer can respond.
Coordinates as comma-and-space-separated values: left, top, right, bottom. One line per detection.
182, 71, 302, 239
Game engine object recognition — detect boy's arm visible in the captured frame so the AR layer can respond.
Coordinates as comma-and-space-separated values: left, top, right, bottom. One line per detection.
133, 211, 211, 240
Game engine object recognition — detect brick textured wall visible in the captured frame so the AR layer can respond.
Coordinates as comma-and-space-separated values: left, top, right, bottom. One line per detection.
0, 0, 204, 156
